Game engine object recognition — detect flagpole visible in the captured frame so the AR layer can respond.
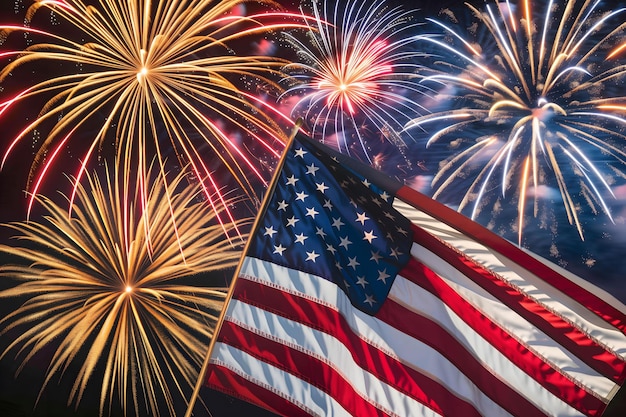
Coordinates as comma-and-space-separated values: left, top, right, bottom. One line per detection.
184, 119, 303, 417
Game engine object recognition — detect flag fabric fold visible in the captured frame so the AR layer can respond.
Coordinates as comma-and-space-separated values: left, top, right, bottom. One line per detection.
204, 132, 626, 417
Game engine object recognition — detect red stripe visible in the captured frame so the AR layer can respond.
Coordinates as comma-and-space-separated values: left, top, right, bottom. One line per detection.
396, 185, 626, 333
233, 277, 543, 417
411, 224, 626, 382
218, 320, 388, 417
396, 257, 606, 416
206, 363, 311, 417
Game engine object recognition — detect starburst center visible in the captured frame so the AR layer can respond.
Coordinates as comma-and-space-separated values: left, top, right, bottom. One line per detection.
136, 66, 149, 83
125, 285, 133, 293
531, 98, 566, 121
531, 106, 549, 120
136, 48, 151, 84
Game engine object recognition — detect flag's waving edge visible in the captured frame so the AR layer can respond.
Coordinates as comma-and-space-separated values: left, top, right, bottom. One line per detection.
201, 131, 626, 417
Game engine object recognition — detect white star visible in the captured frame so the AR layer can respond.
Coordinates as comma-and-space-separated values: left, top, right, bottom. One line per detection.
379, 191, 391, 201
316, 182, 329, 193
363, 230, 377, 243
396, 226, 408, 236
331, 217, 345, 230
295, 191, 308, 202
384, 211, 395, 220
347, 256, 360, 269
370, 251, 382, 263
294, 147, 307, 158
277, 200, 289, 211
356, 276, 368, 288
306, 163, 319, 176
294, 233, 308, 245
305, 250, 320, 262
323, 199, 333, 210
372, 198, 383, 207
362, 179, 371, 187
286, 175, 299, 186
335, 261, 343, 270
377, 269, 390, 284
355, 212, 369, 225
286, 216, 299, 227
343, 279, 350, 288
390, 247, 403, 259
326, 244, 337, 255
315, 227, 327, 238
273, 244, 286, 256
364, 294, 376, 307
305, 207, 319, 218
339, 236, 352, 249
263, 226, 277, 237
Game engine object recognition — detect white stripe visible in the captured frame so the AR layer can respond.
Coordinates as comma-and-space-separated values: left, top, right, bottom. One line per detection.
238, 257, 515, 417
409, 242, 618, 399
225, 300, 443, 417
393, 199, 626, 359
211, 342, 351, 417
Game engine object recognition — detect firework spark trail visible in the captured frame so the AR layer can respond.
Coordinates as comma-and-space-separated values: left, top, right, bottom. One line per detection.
280, 0, 428, 166
0, 0, 306, 242
0, 162, 249, 417
407, 0, 626, 245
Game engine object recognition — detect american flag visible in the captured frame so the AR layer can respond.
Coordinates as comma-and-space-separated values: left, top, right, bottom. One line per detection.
203, 132, 626, 416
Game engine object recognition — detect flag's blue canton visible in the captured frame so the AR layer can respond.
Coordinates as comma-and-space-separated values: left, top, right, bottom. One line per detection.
249, 139, 413, 315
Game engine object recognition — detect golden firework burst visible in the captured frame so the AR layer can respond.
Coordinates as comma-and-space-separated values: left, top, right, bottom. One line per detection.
0, 162, 250, 416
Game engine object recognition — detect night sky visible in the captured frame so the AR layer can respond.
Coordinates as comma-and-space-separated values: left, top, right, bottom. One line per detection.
1, 0, 626, 416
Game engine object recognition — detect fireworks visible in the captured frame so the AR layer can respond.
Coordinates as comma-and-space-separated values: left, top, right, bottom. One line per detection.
407, 0, 626, 244
280, 0, 426, 165
0, 0, 304, 237
0, 163, 248, 416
